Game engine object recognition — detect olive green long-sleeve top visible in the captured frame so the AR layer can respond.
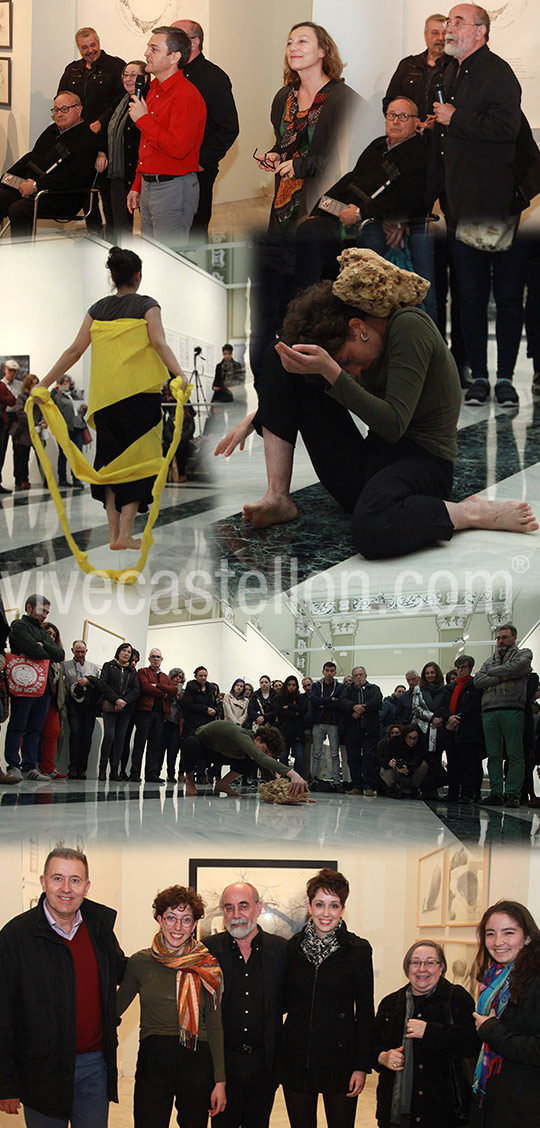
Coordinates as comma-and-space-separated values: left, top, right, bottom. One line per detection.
327, 307, 461, 464
195, 719, 291, 777
117, 949, 226, 1082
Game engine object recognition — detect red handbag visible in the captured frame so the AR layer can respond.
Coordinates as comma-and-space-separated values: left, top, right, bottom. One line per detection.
5, 654, 50, 697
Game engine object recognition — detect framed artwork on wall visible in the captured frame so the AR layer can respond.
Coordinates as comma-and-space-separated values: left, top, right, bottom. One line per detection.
83, 619, 125, 670
0, 55, 11, 107
417, 847, 445, 928
0, 2, 12, 51
444, 940, 478, 999
445, 844, 489, 927
189, 858, 338, 941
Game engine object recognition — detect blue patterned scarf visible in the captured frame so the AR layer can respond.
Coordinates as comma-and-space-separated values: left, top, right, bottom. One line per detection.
472, 962, 512, 1105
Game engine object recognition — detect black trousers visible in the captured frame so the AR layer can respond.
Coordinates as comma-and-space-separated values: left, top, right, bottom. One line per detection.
283, 1088, 357, 1128
446, 737, 483, 801
66, 701, 97, 773
131, 709, 165, 780
134, 1035, 213, 1128
159, 719, 182, 778
0, 185, 90, 236
99, 709, 133, 773
213, 1048, 276, 1128
182, 734, 234, 777
344, 729, 378, 790
257, 347, 454, 559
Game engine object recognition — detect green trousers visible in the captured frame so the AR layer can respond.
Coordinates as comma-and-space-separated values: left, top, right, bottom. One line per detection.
482, 709, 525, 798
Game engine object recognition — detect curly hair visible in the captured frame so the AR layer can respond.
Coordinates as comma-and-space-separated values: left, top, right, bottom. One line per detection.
152, 885, 205, 922
475, 900, 540, 1003
281, 281, 365, 355
283, 22, 344, 87
306, 867, 349, 906
253, 724, 286, 761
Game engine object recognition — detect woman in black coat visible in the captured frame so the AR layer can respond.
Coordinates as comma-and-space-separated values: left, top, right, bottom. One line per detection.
95, 61, 149, 239
436, 654, 485, 803
94, 642, 140, 781
470, 899, 540, 1128
273, 675, 308, 774
374, 940, 478, 1127
246, 674, 276, 729
281, 868, 374, 1127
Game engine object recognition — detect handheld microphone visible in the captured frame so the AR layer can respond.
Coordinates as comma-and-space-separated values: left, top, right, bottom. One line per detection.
134, 75, 145, 100
433, 75, 445, 104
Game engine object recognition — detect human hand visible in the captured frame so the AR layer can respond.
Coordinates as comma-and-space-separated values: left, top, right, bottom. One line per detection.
389, 758, 397, 769
214, 412, 255, 457
255, 150, 280, 170
406, 1019, 426, 1039
339, 204, 361, 227
397, 765, 409, 775
379, 1047, 404, 1072
446, 715, 460, 730
383, 220, 406, 248
115, 698, 127, 710
347, 1070, 366, 1097
431, 716, 443, 728
129, 95, 148, 122
127, 190, 140, 214
276, 158, 295, 179
207, 707, 216, 716
95, 152, 108, 173
0, 1097, 21, 1114
209, 1082, 226, 1116
275, 341, 341, 384
89, 120, 102, 133
417, 114, 436, 133
286, 770, 309, 797
473, 1008, 496, 1032
432, 102, 456, 125
19, 179, 37, 198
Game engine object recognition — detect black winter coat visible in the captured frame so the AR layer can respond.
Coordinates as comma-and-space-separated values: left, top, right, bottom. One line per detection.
281, 923, 374, 1093
94, 659, 140, 711
469, 975, 540, 1128
437, 679, 485, 747
343, 681, 383, 736
0, 895, 126, 1118
182, 679, 222, 737
273, 694, 308, 744
374, 978, 478, 1128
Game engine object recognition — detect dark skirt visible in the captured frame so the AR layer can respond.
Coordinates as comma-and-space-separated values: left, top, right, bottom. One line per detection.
91, 391, 162, 512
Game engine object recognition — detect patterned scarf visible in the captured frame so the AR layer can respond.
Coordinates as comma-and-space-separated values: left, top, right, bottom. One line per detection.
472, 962, 512, 1105
300, 916, 342, 966
151, 931, 223, 1049
274, 80, 336, 227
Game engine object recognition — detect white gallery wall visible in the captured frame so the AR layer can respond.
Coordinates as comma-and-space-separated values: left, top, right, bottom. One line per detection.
146, 618, 303, 686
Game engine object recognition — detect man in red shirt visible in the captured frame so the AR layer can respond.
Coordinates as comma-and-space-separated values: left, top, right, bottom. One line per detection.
127, 25, 206, 250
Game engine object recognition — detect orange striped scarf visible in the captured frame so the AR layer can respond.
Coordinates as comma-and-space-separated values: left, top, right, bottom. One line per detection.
151, 932, 223, 1049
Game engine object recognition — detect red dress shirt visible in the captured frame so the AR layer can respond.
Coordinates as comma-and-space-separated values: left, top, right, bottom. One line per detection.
131, 68, 206, 192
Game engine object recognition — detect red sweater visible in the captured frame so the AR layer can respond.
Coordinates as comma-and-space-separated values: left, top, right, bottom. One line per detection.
131, 69, 206, 192
136, 667, 177, 717
64, 921, 103, 1053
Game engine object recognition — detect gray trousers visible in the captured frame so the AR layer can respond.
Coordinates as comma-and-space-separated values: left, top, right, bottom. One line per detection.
140, 173, 199, 250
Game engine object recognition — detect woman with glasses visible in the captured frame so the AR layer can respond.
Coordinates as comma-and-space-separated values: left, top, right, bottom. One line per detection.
95, 642, 140, 781
117, 884, 226, 1127
374, 940, 478, 1127
378, 723, 429, 799
94, 60, 149, 239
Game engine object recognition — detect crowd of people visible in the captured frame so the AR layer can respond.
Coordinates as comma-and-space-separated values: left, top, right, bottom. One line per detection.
0, 852, 539, 1128
1, 593, 538, 809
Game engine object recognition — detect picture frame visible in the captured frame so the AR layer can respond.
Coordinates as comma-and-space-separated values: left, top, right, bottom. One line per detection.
189, 858, 338, 941
444, 940, 478, 999
0, 55, 11, 107
417, 847, 445, 928
83, 619, 125, 670
0, 2, 12, 51
445, 844, 489, 927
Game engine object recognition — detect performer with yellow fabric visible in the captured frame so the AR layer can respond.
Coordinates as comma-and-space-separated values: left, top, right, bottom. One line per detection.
117, 883, 226, 1127
32, 246, 188, 570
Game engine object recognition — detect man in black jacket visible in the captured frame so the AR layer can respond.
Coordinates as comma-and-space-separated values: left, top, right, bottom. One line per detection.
172, 18, 239, 239
57, 27, 125, 135
205, 882, 286, 1128
4, 594, 64, 781
383, 13, 449, 120
0, 847, 126, 1125
343, 667, 383, 796
0, 93, 101, 236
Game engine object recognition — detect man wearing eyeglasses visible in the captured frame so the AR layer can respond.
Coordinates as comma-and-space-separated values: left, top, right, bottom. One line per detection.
0, 92, 100, 237
430, 4, 526, 407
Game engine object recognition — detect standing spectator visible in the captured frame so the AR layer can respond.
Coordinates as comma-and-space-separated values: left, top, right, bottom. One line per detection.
57, 28, 124, 134
395, 671, 420, 725
94, 60, 148, 240
247, 675, 277, 729
63, 639, 100, 780
0, 359, 17, 494
130, 649, 177, 784
300, 676, 315, 780
172, 20, 239, 240
127, 27, 206, 250
119, 647, 140, 780
273, 675, 308, 774
379, 685, 407, 737
51, 375, 87, 489
11, 374, 46, 490
4, 595, 65, 781
383, 12, 449, 120
475, 624, 533, 807
0, 592, 17, 786
96, 643, 140, 782
412, 662, 446, 797
342, 666, 383, 797
39, 622, 67, 779
437, 654, 484, 804
310, 661, 347, 785
222, 678, 249, 726
160, 667, 185, 783
181, 666, 221, 739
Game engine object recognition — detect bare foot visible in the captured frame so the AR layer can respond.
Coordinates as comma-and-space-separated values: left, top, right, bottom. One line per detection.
214, 782, 242, 798
243, 495, 298, 529
184, 780, 198, 797
448, 495, 538, 534
110, 537, 142, 551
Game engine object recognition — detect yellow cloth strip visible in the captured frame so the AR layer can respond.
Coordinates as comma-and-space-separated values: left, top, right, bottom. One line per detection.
26, 376, 192, 584
88, 317, 169, 425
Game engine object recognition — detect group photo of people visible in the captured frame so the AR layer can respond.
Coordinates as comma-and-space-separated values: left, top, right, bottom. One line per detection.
1, 2, 540, 1126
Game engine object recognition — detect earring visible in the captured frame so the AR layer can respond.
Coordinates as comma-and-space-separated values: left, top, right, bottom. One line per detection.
360, 331, 369, 342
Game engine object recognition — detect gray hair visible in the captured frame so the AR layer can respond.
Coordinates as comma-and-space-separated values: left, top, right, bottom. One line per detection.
43, 847, 89, 879
403, 939, 446, 976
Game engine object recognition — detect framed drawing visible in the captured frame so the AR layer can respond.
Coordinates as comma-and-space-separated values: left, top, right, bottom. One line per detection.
444, 940, 478, 999
0, 2, 12, 50
189, 858, 338, 941
83, 619, 125, 669
0, 56, 11, 107
445, 844, 488, 927
417, 847, 445, 928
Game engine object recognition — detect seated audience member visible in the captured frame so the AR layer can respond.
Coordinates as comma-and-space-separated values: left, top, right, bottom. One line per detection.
437, 654, 484, 804
342, 665, 383, 796
117, 884, 225, 1128
378, 723, 428, 798
63, 639, 100, 779
273, 675, 308, 774
4, 595, 65, 781
222, 678, 249, 726
0, 93, 100, 237
39, 622, 67, 778
379, 684, 407, 736
373, 939, 477, 1128
95, 643, 140, 782
383, 13, 449, 120
51, 374, 87, 489
296, 97, 437, 318
412, 662, 446, 796
182, 720, 307, 798
376, 724, 402, 793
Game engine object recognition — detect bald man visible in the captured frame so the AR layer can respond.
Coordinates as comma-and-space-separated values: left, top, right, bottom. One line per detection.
205, 883, 286, 1128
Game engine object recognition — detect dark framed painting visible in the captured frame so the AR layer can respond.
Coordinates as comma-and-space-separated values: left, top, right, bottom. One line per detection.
189, 858, 338, 940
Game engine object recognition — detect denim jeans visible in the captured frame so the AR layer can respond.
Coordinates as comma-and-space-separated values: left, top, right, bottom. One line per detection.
24, 1051, 108, 1128
5, 690, 52, 772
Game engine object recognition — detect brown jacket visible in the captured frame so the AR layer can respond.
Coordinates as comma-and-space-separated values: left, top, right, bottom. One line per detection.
136, 667, 177, 718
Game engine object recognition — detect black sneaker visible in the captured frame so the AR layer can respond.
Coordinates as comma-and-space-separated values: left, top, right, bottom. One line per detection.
494, 380, 519, 406
505, 794, 520, 808
481, 793, 503, 806
464, 379, 490, 405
